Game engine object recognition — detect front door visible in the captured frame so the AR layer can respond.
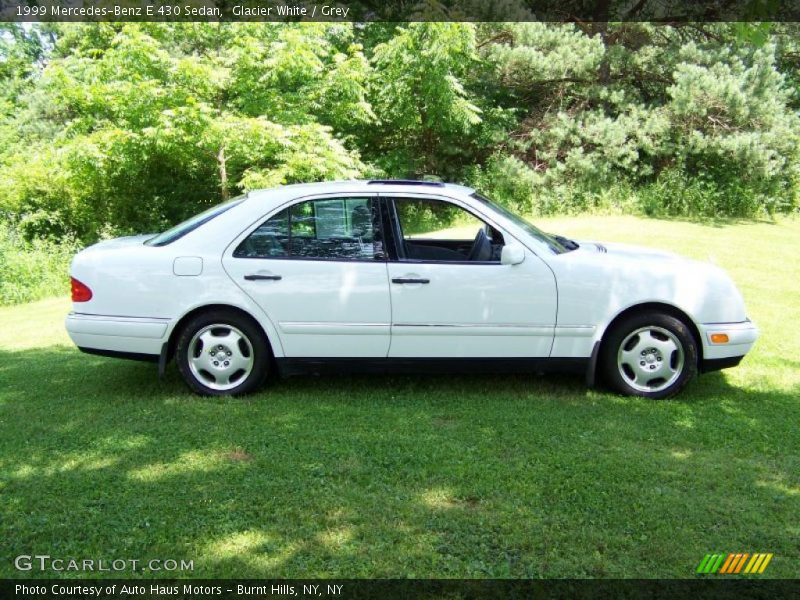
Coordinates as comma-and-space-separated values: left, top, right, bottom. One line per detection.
384, 195, 557, 358
223, 195, 391, 357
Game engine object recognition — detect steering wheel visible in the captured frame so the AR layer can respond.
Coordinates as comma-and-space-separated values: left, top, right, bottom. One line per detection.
467, 228, 492, 261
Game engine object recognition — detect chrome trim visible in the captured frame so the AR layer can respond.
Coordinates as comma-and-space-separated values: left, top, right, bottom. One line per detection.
70, 312, 170, 323
553, 326, 597, 337
393, 323, 548, 328
279, 322, 389, 335
392, 324, 554, 337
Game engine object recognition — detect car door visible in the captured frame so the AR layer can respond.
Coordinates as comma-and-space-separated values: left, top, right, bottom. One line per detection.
382, 194, 557, 358
222, 195, 391, 357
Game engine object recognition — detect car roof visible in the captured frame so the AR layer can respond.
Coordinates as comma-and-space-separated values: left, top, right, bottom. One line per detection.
244, 180, 476, 203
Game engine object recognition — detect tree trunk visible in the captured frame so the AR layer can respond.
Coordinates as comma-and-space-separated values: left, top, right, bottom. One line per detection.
217, 146, 229, 202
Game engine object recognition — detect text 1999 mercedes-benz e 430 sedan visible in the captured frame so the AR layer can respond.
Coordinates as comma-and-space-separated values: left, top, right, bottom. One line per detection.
66, 180, 758, 398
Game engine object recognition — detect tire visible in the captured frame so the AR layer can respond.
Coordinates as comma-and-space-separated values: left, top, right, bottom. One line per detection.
601, 312, 698, 399
176, 309, 270, 396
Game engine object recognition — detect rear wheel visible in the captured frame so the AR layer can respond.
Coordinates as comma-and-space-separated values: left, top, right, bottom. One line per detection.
176, 310, 270, 396
601, 312, 698, 399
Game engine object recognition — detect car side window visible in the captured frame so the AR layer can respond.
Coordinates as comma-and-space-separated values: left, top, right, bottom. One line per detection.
393, 198, 504, 263
234, 197, 383, 261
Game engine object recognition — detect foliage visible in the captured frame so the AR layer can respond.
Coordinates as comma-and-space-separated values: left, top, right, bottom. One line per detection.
366, 23, 483, 177
2, 22, 800, 247
0, 23, 370, 242
475, 23, 800, 217
465, 153, 540, 214
637, 167, 788, 218
0, 24, 43, 104
0, 222, 77, 305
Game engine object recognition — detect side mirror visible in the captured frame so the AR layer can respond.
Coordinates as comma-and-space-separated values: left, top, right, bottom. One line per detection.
501, 243, 525, 266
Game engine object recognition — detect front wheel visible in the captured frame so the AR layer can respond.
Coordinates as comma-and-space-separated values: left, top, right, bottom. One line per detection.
176, 310, 270, 396
601, 312, 698, 399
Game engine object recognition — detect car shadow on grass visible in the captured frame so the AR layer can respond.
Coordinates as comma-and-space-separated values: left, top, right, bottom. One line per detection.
640, 213, 782, 229
1, 347, 798, 578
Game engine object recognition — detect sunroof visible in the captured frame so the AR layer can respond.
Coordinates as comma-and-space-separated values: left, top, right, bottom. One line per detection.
367, 179, 445, 187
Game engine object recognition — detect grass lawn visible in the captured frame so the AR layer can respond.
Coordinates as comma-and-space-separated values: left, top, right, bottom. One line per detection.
1, 215, 798, 579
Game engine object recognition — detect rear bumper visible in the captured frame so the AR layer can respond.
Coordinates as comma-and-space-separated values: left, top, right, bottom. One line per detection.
698, 319, 758, 361
65, 312, 169, 357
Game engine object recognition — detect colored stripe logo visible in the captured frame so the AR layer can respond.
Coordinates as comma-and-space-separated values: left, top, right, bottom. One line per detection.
696, 553, 773, 574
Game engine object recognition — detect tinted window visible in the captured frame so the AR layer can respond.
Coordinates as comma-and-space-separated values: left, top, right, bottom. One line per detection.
234, 197, 383, 261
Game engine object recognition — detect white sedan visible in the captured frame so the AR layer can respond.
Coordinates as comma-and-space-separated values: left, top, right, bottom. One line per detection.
66, 180, 757, 398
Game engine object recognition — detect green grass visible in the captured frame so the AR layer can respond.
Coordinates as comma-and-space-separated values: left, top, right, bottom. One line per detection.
1, 215, 798, 579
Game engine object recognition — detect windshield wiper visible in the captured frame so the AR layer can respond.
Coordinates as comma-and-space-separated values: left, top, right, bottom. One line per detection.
551, 234, 579, 251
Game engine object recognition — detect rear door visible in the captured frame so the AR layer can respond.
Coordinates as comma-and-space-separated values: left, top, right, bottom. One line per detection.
222, 195, 391, 357
382, 194, 557, 358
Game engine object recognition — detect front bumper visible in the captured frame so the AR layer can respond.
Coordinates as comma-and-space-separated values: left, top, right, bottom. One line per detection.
65, 312, 170, 357
698, 319, 758, 362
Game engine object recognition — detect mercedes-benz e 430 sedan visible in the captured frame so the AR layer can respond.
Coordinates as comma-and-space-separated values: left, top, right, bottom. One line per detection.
66, 180, 757, 398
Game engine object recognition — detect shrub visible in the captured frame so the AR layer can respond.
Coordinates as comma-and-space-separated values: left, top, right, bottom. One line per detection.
636, 167, 797, 218
465, 153, 643, 217
0, 223, 79, 305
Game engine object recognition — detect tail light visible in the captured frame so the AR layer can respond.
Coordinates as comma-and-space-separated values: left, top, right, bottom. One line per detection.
70, 277, 93, 302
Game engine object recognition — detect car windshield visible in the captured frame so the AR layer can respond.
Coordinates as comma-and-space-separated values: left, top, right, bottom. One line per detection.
471, 192, 570, 254
145, 197, 245, 246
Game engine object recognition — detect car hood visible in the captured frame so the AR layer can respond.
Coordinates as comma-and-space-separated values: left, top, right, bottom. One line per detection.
551, 238, 748, 324
574, 240, 680, 260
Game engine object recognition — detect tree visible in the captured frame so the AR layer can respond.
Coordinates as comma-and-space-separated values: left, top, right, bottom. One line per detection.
2, 21, 799, 243
0, 23, 371, 241
366, 23, 483, 177
471, 23, 800, 216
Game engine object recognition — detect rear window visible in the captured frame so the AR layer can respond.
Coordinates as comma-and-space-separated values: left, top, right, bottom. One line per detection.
145, 197, 244, 247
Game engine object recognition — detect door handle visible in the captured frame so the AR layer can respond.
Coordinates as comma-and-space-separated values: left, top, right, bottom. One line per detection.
392, 277, 430, 284
244, 274, 282, 281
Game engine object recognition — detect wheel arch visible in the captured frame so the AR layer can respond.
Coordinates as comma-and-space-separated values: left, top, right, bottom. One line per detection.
164, 303, 277, 366
598, 302, 703, 363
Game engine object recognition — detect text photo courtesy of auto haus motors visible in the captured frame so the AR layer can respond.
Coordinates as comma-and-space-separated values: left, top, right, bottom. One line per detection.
5, 1, 800, 598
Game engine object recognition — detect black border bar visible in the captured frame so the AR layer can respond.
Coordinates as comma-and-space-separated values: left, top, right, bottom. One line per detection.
3, 579, 800, 600
4, 0, 800, 23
